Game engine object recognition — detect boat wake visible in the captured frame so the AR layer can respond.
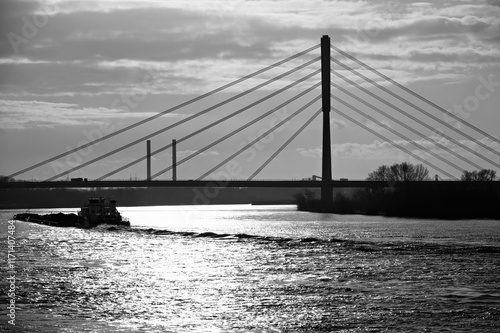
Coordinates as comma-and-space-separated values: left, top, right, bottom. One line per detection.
99, 225, 500, 255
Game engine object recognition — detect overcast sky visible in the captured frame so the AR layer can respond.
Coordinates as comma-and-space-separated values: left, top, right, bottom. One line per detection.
1, 0, 499, 181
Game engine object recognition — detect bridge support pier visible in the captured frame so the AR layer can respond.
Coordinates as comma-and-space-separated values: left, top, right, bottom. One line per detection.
146, 140, 151, 181
321, 35, 333, 211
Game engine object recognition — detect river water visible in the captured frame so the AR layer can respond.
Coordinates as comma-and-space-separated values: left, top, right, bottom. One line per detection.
1, 204, 499, 332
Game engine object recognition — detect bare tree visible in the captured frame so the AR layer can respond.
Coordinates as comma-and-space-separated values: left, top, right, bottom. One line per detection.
461, 169, 497, 181
0, 175, 15, 182
367, 165, 390, 181
367, 162, 430, 181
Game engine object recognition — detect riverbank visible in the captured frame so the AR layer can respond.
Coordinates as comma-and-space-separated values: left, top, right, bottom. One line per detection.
295, 185, 500, 220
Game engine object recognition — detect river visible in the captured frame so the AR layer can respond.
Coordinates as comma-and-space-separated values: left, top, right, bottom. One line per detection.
1, 204, 499, 332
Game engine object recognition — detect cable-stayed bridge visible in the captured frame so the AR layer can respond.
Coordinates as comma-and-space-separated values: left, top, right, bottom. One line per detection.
3, 35, 500, 208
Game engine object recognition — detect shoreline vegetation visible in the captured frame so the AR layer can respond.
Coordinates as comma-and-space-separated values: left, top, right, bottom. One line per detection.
294, 185, 500, 220
295, 163, 500, 220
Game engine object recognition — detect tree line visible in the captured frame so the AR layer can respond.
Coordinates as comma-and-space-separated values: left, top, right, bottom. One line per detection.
366, 162, 497, 182
295, 162, 499, 219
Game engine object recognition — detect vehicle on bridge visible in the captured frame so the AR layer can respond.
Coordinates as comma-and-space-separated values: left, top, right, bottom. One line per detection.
70, 177, 88, 182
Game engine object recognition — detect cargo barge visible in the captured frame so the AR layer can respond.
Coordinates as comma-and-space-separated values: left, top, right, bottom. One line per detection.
13, 197, 130, 228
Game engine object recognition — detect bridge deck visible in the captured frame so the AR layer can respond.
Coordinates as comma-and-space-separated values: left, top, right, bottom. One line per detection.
1, 180, 499, 189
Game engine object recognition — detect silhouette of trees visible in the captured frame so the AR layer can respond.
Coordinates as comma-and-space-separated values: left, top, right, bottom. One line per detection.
461, 169, 497, 181
0, 175, 15, 182
366, 162, 430, 181
295, 163, 499, 219
293, 190, 318, 211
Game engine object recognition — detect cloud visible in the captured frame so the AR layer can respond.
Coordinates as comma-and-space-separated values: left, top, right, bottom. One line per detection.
0, 99, 181, 129
1, 5, 277, 61
298, 140, 404, 160
1, 1, 498, 181
414, 135, 500, 160
360, 117, 392, 132
176, 149, 219, 159
1, 0, 499, 100
297, 136, 500, 162
331, 117, 347, 129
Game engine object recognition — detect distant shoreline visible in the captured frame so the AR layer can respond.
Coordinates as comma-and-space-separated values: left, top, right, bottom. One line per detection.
1, 201, 296, 210
295, 185, 500, 220
0, 187, 305, 210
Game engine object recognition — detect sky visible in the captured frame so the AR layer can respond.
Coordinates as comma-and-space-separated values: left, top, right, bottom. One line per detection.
1, 0, 499, 181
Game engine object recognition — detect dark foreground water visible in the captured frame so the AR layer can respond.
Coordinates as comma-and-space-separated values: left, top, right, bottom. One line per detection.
1, 205, 499, 332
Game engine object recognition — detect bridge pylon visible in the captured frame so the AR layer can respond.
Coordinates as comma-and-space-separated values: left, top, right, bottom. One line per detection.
321, 35, 333, 211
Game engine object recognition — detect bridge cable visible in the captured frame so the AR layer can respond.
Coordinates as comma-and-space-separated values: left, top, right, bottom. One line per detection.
330, 79, 486, 171
97, 70, 321, 180
247, 108, 322, 181
330, 64, 500, 170
196, 95, 322, 181
330, 43, 500, 148
9, 44, 319, 179
46, 57, 321, 181
330, 93, 467, 175
331, 106, 458, 180
330, 55, 500, 162
151, 87, 322, 180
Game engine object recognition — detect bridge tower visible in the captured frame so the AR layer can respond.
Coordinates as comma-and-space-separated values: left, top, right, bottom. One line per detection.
321, 35, 333, 211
